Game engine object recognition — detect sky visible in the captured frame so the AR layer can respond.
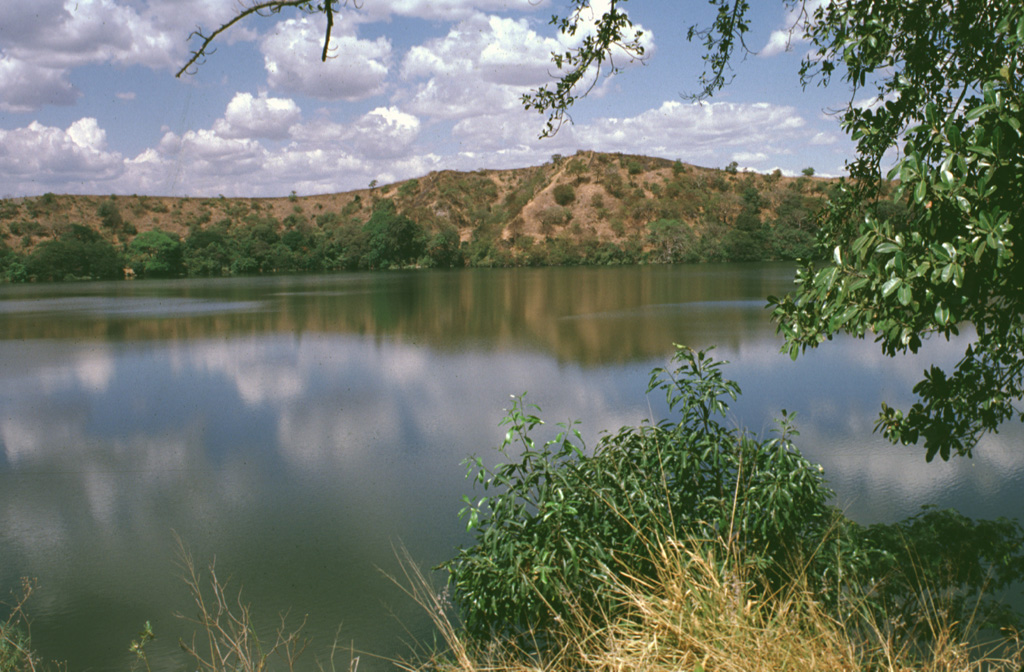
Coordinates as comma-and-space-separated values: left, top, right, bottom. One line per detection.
0, 0, 859, 198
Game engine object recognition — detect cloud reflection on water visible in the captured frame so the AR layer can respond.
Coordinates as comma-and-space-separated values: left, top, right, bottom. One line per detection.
1, 267, 1022, 671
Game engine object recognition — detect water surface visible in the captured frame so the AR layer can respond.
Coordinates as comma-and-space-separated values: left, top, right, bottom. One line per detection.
1, 265, 1021, 671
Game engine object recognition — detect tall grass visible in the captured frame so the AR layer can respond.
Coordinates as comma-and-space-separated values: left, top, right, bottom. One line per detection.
403, 533, 1024, 672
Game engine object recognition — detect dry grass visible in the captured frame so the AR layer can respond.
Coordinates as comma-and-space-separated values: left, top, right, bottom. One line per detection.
398, 538, 1024, 672
174, 537, 311, 672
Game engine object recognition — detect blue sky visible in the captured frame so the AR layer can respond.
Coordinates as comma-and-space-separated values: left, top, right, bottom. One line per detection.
0, 0, 857, 198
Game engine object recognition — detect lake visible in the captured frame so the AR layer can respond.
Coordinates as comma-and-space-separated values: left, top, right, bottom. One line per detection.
2, 264, 1022, 671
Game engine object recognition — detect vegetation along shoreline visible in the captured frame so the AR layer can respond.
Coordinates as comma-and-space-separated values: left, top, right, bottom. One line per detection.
0, 152, 855, 283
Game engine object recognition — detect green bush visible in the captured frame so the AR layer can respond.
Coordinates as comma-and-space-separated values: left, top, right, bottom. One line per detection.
424, 225, 464, 268
397, 179, 420, 199
184, 226, 231, 277
446, 347, 1024, 641
552, 183, 576, 207
446, 347, 836, 636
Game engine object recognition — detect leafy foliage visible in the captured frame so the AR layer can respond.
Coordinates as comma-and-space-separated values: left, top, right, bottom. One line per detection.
128, 228, 185, 278
765, 1, 1024, 460
361, 198, 426, 269
446, 347, 836, 636
446, 348, 1024, 641
26, 225, 123, 281
522, 3, 647, 137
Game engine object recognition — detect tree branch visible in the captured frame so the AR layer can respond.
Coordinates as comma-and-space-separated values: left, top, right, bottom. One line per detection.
176, 1, 355, 78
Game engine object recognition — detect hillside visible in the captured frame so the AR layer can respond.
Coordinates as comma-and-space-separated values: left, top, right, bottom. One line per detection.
0, 151, 845, 281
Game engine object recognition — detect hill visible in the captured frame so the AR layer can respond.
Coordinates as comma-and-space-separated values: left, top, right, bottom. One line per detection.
0, 151, 846, 281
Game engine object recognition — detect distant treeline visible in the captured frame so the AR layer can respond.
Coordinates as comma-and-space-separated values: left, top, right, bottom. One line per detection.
0, 195, 842, 283
0, 153, 912, 283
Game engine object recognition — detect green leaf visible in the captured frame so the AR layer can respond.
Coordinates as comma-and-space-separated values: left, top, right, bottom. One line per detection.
914, 179, 928, 203
897, 284, 913, 306
965, 105, 993, 121
881, 277, 902, 297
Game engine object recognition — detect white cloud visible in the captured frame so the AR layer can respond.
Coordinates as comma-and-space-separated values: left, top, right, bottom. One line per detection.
452, 108, 574, 154
809, 131, 838, 145
158, 129, 266, 177
0, 118, 124, 188
399, 13, 562, 120
732, 151, 769, 164
67, 117, 109, 150
0, 0, 261, 96
356, 0, 548, 22
761, 30, 794, 58
0, 57, 79, 112
397, 4, 653, 125
760, 0, 830, 57
213, 92, 302, 140
262, 17, 391, 100
576, 100, 807, 162
349, 106, 421, 158
6, 0, 175, 71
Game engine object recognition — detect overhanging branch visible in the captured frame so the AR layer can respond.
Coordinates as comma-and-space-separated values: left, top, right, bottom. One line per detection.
176, 1, 355, 78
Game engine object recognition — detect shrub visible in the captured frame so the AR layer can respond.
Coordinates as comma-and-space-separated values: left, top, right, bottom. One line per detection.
445, 347, 1024, 643
552, 184, 576, 207
647, 218, 697, 263
97, 199, 125, 231
397, 179, 420, 199
538, 206, 571, 233
446, 347, 836, 636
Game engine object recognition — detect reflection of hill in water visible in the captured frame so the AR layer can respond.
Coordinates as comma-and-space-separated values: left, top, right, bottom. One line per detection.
0, 265, 795, 364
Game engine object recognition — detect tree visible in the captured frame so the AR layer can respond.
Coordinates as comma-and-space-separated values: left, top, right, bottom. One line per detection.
27, 225, 123, 281
522, 0, 1024, 462
127, 229, 185, 278
424, 224, 464, 268
360, 198, 425, 269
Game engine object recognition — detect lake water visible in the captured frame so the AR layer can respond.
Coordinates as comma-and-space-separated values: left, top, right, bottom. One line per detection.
2, 264, 1022, 671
